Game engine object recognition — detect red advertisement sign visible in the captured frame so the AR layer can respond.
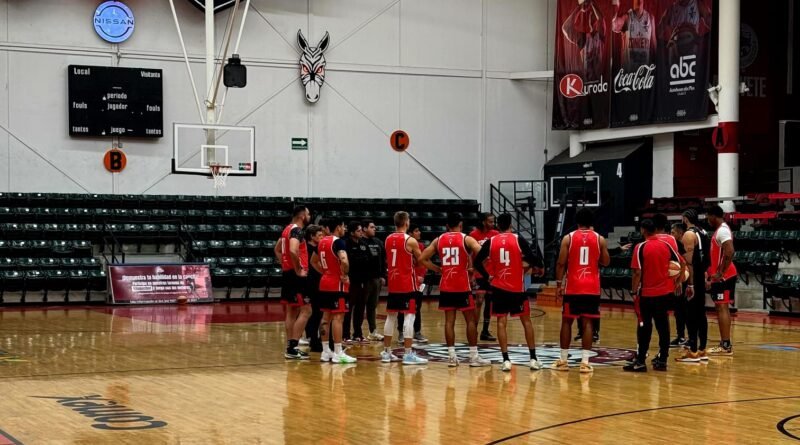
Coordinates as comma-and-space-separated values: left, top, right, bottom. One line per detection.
108, 264, 213, 305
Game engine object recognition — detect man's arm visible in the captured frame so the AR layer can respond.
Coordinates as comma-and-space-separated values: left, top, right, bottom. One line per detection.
473, 240, 491, 279
599, 236, 611, 267
310, 251, 323, 275
632, 269, 642, 295
562, 4, 585, 47
518, 236, 545, 276
611, 1, 629, 34
288, 237, 305, 277
274, 238, 283, 259
681, 231, 696, 297
718, 240, 735, 278
409, 237, 440, 274
555, 236, 570, 296
338, 250, 350, 281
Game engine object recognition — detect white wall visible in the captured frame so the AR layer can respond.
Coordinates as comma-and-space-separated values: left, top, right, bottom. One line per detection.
0, 0, 567, 205
652, 133, 675, 198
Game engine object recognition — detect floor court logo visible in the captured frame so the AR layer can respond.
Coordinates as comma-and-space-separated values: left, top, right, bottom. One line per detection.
382, 343, 635, 368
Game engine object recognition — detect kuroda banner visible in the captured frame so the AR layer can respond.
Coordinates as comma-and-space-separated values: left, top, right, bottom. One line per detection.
108, 264, 213, 304
553, 0, 712, 130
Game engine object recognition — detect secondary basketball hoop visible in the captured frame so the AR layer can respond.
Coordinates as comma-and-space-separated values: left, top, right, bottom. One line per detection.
209, 163, 232, 189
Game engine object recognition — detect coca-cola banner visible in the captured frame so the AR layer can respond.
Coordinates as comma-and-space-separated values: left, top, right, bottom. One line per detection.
554, 0, 713, 129
553, 0, 613, 130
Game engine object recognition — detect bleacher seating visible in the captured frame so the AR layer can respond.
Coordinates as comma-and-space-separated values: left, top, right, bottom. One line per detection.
0, 192, 480, 304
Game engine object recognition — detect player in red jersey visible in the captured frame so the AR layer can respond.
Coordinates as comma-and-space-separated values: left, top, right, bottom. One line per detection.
474, 213, 545, 372
705, 205, 737, 356
311, 218, 356, 364
469, 213, 500, 341
397, 225, 427, 344
274, 205, 312, 360
653, 213, 687, 347
553, 208, 610, 373
381, 211, 439, 365
419, 212, 491, 367
624, 219, 685, 372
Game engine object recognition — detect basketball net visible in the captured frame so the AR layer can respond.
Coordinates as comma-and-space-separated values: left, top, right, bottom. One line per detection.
209, 163, 232, 189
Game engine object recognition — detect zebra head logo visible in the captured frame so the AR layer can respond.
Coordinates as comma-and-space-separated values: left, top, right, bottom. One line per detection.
297, 30, 330, 103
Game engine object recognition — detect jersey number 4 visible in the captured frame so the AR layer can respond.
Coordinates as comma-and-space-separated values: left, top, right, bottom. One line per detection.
499, 248, 511, 266
442, 247, 460, 266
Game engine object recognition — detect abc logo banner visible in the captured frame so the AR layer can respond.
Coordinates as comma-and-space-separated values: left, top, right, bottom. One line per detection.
553, 0, 713, 130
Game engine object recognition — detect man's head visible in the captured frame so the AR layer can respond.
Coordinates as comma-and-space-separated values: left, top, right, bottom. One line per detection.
362, 219, 376, 238
305, 224, 324, 245
446, 212, 463, 232
633, 0, 643, 12
479, 212, 495, 232
325, 218, 345, 237
292, 205, 311, 226
682, 209, 699, 227
653, 213, 668, 234
497, 213, 513, 232
408, 224, 421, 241
671, 223, 686, 241
347, 221, 362, 240
394, 211, 410, 231
640, 219, 656, 237
575, 207, 594, 229
707, 205, 725, 229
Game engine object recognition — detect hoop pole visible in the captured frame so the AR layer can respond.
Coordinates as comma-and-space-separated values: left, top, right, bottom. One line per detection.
217, 0, 251, 124
211, 0, 240, 107
168, 0, 206, 124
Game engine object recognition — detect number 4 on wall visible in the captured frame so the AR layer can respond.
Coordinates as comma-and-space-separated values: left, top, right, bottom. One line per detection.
616, 162, 623, 178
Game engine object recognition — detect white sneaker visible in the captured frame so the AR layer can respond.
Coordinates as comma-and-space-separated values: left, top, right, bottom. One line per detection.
332, 352, 357, 364
299, 337, 310, 346
403, 351, 428, 365
381, 351, 400, 363
320, 350, 334, 362
501, 360, 512, 372
529, 359, 542, 370
448, 355, 459, 367
367, 330, 384, 341
469, 355, 491, 367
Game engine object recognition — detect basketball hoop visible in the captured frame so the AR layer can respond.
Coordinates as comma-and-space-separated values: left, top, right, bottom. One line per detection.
209, 163, 232, 189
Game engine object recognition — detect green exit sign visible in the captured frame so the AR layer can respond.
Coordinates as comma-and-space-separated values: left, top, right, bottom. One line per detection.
291, 138, 308, 150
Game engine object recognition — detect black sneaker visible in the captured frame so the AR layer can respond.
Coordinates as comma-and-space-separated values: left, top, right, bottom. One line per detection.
296, 349, 310, 360
592, 333, 600, 343
574, 334, 582, 341
285, 348, 309, 360
652, 358, 668, 371
623, 361, 647, 372
480, 331, 497, 341
669, 337, 687, 348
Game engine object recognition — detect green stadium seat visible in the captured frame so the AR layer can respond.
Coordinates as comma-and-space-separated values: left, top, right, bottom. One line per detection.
52, 241, 74, 256
202, 257, 217, 267
0, 240, 8, 255
244, 240, 262, 255
67, 270, 90, 301
218, 257, 237, 267
226, 240, 243, 255
44, 269, 68, 302
208, 240, 226, 256
238, 257, 255, 267
0, 270, 24, 303
15, 257, 37, 268
81, 258, 100, 269
256, 256, 275, 267
38, 258, 58, 268
0, 258, 14, 269
61, 258, 81, 268
30, 240, 51, 256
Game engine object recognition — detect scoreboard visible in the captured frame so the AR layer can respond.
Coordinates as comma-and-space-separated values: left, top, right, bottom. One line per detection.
68, 65, 163, 138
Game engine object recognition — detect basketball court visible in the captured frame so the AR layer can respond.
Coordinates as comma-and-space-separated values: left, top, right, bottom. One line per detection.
2, 0, 800, 444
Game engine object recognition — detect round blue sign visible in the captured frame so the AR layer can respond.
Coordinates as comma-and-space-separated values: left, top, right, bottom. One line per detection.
94, 1, 135, 44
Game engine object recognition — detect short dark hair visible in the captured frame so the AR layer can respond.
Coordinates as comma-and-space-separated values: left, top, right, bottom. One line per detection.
640, 219, 656, 235
682, 209, 699, 224
292, 205, 308, 218
394, 211, 409, 228
653, 213, 668, 232
709, 205, 724, 218
446, 212, 463, 228
497, 213, 513, 231
480, 212, 494, 222
672, 222, 687, 233
325, 218, 343, 232
408, 224, 420, 234
362, 219, 374, 228
347, 221, 362, 234
575, 208, 594, 228
304, 224, 323, 241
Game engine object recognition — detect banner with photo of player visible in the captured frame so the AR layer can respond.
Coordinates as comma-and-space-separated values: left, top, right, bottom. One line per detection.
552, 0, 614, 130
553, 0, 713, 129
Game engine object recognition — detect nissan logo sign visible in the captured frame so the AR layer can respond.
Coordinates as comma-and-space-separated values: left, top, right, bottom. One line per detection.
94, 1, 135, 44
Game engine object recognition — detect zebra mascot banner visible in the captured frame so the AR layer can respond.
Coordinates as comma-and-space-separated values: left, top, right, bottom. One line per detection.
553, 0, 713, 130
298, 30, 330, 103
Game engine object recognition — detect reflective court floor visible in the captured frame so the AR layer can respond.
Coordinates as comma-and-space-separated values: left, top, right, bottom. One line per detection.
1, 301, 800, 444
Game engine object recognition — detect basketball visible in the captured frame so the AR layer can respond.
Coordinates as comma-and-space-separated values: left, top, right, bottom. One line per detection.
668, 261, 689, 282
177, 296, 189, 305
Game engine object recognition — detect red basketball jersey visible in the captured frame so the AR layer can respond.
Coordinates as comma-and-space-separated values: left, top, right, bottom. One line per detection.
656, 233, 680, 254
385, 232, 418, 293
437, 232, 471, 292
280, 224, 308, 272
489, 233, 525, 292
709, 223, 737, 280
564, 229, 601, 296
469, 228, 499, 278
318, 236, 349, 293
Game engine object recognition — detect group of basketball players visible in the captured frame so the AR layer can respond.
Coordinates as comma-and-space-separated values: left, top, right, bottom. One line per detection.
275, 203, 736, 372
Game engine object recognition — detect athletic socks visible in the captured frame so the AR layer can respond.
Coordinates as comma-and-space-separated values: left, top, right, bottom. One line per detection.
581, 349, 591, 364
502, 352, 510, 362
287, 339, 299, 353
561, 349, 569, 361
405, 348, 412, 356
448, 346, 456, 357
322, 343, 331, 354
529, 349, 537, 360
468, 346, 477, 358
334, 343, 342, 354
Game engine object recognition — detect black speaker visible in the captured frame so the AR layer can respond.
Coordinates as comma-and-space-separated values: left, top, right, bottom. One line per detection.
224, 54, 247, 88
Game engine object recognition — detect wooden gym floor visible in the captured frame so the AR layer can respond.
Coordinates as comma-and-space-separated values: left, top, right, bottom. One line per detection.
1, 301, 800, 444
